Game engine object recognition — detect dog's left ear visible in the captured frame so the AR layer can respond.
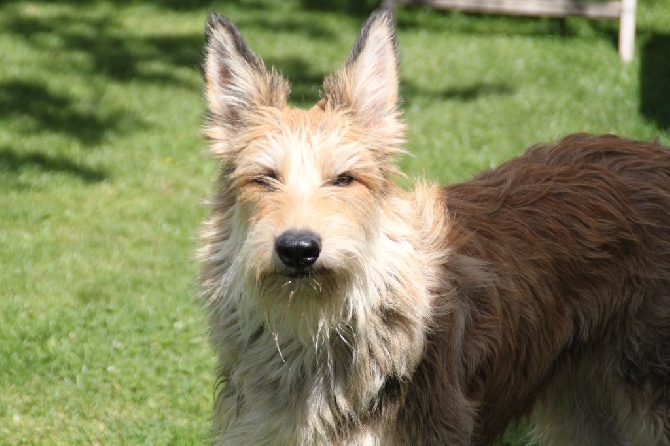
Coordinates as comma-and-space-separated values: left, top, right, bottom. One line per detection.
320, 8, 400, 131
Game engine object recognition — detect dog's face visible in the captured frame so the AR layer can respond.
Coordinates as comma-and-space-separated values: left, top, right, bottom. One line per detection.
203, 11, 405, 316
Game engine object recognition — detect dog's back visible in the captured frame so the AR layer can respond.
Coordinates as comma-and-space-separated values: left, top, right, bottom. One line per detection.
407, 133, 670, 444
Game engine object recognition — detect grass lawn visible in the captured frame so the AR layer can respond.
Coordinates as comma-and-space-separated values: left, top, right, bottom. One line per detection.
1, 0, 668, 444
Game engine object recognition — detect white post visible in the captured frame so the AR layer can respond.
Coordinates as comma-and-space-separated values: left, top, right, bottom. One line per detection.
619, 0, 637, 62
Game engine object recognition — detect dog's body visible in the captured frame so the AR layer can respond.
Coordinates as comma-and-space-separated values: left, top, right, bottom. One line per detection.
199, 8, 670, 445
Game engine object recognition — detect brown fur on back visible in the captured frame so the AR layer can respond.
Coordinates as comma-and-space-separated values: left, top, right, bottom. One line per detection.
399, 133, 670, 444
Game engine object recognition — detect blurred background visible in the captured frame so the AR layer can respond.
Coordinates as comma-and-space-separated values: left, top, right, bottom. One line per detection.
1, 0, 668, 443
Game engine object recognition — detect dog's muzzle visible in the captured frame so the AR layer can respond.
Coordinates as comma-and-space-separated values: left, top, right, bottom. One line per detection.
275, 230, 321, 276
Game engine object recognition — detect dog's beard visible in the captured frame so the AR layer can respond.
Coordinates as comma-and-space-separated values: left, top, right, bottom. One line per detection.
248, 264, 360, 353
231, 222, 381, 355
256, 268, 337, 307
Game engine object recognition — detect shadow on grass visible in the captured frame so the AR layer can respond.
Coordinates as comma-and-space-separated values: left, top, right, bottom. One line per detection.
402, 81, 514, 104
0, 0, 268, 11
640, 33, 670, 134
0, 0, 339, 141
0, 146, 107, 188
229, 15, 337, 40
0, 81, 144, 145
1, 2, 203, 179
265, 57, 327, 106
4, 11, 204, 85
395, 8, 618, 45
298, 0, 379, 16
258, 59, 515, 108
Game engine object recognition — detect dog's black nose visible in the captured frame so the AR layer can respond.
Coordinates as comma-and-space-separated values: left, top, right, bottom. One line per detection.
275, 231, 321, 270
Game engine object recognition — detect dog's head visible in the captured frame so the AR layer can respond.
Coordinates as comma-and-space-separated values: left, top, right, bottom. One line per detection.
202, 9, 414, 329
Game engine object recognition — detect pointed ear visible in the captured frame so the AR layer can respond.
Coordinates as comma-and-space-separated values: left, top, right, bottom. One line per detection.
203, 13, 289, 138
320, 8, 399, 128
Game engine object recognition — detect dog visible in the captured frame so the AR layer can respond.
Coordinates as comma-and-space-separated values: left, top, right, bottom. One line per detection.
198, 7, 670, 445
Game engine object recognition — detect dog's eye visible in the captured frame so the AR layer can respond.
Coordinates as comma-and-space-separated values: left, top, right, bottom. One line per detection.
252, 170, 279, 189
329, 173, 355, 187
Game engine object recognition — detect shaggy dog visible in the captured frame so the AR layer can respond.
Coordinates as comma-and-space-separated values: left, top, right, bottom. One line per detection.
198, 8, 670, 445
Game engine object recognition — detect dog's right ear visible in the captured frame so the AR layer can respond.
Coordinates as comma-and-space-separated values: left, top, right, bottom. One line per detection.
320, 8, 400, 131
203, 13, 289, 140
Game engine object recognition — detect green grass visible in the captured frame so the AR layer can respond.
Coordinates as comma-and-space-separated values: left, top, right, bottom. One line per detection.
1, 0, 668, 444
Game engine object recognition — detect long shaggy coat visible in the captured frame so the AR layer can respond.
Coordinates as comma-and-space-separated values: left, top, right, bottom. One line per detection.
199, 7, 670, 445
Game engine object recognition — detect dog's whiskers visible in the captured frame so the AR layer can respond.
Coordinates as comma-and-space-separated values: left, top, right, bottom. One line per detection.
268, 282, 303, 364
282, 288, 297, 322
335, 325, 353, 351
263, 310, 287, 363
281, 279, 294, 288
272, 330, 286, 363
309, 276, 322, 293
